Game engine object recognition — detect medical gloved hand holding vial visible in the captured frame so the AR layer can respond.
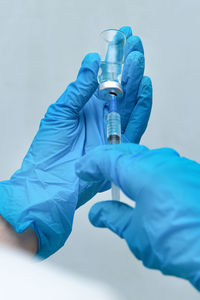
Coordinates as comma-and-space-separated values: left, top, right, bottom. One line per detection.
0, 25, 151, 259
98, 29, 126, 201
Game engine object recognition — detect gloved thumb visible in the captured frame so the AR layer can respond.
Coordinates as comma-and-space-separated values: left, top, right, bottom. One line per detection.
76, 143, 149, 201
49, 53, 100, 119
89, 200, 133, 238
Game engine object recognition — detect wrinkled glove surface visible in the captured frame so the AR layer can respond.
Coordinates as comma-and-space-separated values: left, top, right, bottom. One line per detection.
76, 143, 200, 290
0, 27, 152, 258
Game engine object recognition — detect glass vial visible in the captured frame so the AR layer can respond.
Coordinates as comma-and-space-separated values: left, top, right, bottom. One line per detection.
98, 29, 126, 100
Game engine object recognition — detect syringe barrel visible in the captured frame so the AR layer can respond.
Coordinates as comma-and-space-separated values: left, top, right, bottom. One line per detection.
107, 112, 121, 144
107, 112, 121, 200
107, 97, 121, 201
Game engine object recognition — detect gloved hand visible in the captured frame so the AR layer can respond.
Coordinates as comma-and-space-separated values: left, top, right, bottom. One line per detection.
0, 26, 152, 258
76, 143, 200, 290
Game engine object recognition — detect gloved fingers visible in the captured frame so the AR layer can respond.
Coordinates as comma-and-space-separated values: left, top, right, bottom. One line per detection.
119, 26, 144, 57
76, 143, 136, 182
119, 28, 145, 133
89, 200, 133, 239
89, 200, 143, 262
76, 180, 111, 209
55, 53, 100, 119
124, 76, 152, 143
124, 35, 144, 59
119, 51, 145, 131
75, 143, 149, 200
119, 26, 132, 40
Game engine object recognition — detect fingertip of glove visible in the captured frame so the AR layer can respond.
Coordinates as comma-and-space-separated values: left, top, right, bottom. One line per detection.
89, 203, 100, 227
141, 76, 152, 88
126, 51, 145, 66
88, 201, 108, 227
139, 76, 153, 98
119, 26, 132, 39
81, 52, 100, 74
125, 35, 144, 55
122, 51, 145, 82
82, 52, 100, 64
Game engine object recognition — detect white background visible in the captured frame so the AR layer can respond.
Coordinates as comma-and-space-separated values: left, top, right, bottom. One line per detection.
0, 0, 200, 299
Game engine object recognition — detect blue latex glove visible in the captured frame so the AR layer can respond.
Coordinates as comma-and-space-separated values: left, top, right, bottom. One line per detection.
0, 27, 152, 258
76, 143, 200, 290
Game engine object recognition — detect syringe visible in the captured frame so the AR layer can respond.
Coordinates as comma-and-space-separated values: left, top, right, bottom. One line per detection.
107, 94, 121, 201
